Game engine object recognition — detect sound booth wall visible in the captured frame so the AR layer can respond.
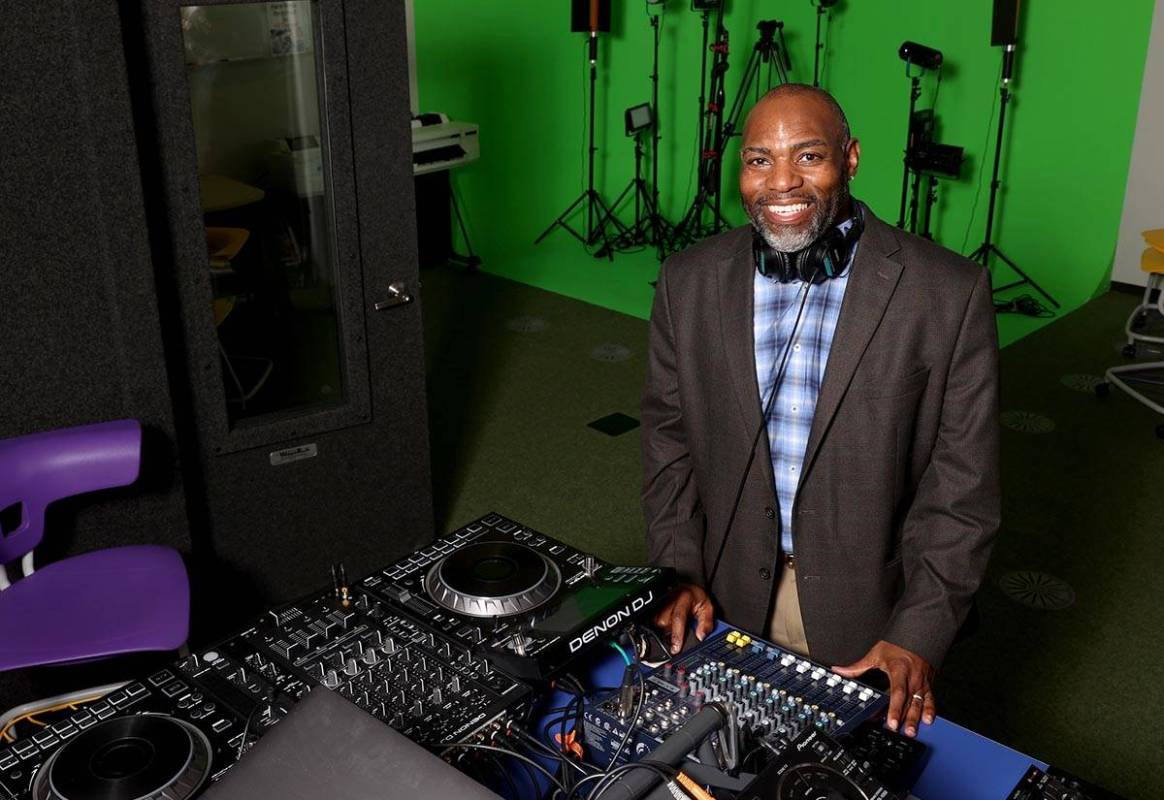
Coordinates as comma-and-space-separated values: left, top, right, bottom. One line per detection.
413, 0, 1154, 342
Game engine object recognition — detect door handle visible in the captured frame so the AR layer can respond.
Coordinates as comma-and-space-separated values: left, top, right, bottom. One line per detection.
374, 282, 413, 311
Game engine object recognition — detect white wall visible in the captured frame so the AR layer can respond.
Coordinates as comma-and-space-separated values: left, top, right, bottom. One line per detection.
1114, 0, 1164, 286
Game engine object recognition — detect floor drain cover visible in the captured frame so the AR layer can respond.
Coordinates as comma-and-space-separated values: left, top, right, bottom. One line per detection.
999, 571, 1076, 610
590, 344, 631, 363
1059, 374, 1103, 393
1001, 410, 1055, 433
587, 413, 640, 437
507, 316, 548, 333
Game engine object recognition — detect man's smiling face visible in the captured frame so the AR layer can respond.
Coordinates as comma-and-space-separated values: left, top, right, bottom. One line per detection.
739, 89, 860, 253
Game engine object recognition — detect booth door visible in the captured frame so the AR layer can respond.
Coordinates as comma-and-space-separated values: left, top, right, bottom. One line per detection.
135, 0, 432, 623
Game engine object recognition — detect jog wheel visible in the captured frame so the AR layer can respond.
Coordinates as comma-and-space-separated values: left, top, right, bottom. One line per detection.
31, 714, 211, 800
774, 762, 871, 800
425, 540, 561, 617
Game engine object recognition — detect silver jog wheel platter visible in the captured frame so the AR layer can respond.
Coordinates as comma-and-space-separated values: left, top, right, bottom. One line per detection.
424, 540, 561, 618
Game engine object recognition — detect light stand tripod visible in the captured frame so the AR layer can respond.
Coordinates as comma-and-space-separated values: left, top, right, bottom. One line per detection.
968, 45, 1059, 309
535, 29, 626, 258
669, 6, 729, 251
593, 7, 672, 259
897, 71, 923, 229
812, 0, 837, 87
671, 19, 791, 252
596, 129, 655, 256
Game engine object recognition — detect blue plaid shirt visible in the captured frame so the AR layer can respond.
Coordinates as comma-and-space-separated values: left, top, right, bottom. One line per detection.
753, 222, 856, 554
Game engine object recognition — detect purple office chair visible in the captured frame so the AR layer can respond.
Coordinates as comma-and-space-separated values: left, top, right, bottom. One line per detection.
0, 419, 190, 672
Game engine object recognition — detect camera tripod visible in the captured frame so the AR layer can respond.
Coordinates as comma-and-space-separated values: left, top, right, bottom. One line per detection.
671, 19, 792, 253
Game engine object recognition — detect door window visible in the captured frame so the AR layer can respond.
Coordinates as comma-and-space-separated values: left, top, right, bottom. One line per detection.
181, 1, 344, 425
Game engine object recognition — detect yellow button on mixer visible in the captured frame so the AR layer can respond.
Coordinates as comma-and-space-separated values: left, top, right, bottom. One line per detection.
726, 631, 740, 644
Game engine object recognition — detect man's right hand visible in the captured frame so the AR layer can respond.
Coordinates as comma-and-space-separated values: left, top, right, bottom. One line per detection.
653, 583, 715, 654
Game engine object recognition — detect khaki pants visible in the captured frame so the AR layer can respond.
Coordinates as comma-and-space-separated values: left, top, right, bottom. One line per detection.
765, 563, 809, 657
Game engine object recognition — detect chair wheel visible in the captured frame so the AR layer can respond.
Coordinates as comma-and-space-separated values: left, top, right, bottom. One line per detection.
1123, 344, 1138, 358
1094, 382, 1110, 398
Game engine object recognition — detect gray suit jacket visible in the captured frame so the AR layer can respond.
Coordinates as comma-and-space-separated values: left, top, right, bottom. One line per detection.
641, 208, 1000, 669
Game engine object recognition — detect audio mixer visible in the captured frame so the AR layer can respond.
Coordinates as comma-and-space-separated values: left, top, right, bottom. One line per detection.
207, 584, 533, 746
583, 628, 887, 767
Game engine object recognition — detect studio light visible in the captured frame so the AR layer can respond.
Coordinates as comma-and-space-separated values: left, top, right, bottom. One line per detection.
898, 41, 943, 71
624, 103, 654, 136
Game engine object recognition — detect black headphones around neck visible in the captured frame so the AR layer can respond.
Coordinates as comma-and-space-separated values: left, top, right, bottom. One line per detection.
752, 201, 865, 284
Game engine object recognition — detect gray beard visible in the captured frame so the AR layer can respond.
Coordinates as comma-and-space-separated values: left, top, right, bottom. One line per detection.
747, 184, 849, 253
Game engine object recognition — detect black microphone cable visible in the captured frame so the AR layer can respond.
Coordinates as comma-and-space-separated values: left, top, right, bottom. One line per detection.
705, 274, 818, 588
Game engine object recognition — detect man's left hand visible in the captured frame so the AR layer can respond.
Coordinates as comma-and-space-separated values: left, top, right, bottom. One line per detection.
832, 641, 935, 737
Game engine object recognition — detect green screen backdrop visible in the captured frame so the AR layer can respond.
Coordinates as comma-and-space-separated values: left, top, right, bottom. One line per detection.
414, 1, 1154, 344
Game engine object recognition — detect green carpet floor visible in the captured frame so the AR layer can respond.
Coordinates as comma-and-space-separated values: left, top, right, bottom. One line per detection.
423, 266, 1164, 799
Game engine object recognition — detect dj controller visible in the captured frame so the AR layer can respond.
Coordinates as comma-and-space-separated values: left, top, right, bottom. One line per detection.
360, 513, 670, 680
0, 513, 672, 800
2, 511, 976, 800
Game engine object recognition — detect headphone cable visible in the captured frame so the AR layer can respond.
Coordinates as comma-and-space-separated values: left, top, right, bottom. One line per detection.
706, 275, 816, 587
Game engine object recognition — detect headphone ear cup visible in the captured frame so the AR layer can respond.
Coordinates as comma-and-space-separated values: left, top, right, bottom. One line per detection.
756, 239, 794, 282
801, 234, 832, 283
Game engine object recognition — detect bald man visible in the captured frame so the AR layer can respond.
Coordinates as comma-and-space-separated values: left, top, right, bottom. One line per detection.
642, 84, 1000, 738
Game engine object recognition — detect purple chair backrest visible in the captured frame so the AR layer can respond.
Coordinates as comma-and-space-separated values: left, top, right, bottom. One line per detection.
0, 419, 142, 565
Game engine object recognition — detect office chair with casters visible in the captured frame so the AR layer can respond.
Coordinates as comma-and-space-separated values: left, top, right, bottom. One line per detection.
0, 419, 190, 673
1097, 231, 1164, 438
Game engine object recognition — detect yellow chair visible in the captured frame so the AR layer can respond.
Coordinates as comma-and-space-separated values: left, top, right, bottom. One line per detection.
206, 228, 273, 409
206, 226, 250, 272
1099, 230, 1164, 436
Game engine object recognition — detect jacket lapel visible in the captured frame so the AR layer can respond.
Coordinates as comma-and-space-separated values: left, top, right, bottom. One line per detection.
716, 229, 776, 490
801, 215, 903, 479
